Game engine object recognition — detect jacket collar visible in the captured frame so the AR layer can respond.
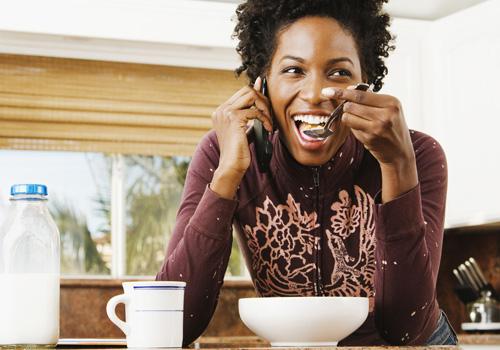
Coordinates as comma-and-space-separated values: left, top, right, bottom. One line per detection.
270, 131, 366, 197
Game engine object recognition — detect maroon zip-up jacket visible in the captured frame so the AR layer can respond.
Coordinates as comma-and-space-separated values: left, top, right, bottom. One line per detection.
157, 128, 447, 346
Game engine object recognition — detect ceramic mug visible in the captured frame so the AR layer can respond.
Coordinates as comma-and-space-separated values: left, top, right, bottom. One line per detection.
106, 281, 186, 348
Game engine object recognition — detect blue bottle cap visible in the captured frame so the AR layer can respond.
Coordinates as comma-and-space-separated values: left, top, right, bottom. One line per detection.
10, 184, 48, 196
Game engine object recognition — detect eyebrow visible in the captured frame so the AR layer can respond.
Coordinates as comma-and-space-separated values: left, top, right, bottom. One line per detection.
279, 55, 354, 66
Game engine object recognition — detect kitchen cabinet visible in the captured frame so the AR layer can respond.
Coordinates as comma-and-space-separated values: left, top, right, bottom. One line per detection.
422, 0, 500, 228
382, 19, 430, 134
384, 0, 500, 228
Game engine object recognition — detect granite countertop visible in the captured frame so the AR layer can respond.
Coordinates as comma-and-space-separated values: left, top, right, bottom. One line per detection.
193, 335, 500, 349
51, 335, 499, 350
457, 334, 500, 345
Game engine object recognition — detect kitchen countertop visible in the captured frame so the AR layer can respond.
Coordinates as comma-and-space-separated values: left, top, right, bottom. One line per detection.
457, 334, 500, 345
49, 345, 490, 349
48, 335, 499, 350
51, 346, 471, 350
195, 335, 499, 347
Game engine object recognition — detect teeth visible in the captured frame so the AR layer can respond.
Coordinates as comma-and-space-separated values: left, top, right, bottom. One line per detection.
292, 115, 328, 125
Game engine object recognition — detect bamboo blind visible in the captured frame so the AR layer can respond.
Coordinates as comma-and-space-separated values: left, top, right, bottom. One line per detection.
0, 54, 244, 156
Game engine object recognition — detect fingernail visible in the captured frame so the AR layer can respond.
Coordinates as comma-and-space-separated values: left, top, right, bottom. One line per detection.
347, 85, 357, 90
253, 76, 262, 89
321, 87, 340, 97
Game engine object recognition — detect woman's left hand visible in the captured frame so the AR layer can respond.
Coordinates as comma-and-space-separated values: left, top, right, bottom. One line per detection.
322, 86, 415, 167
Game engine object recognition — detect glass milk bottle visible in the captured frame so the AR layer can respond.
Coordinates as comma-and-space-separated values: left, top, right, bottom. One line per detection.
0, 184, 60, 348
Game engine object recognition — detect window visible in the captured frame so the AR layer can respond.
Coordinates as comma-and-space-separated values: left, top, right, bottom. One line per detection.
0, 54, 247, 278
0, 150, 248, 278
0, 150, 111, 275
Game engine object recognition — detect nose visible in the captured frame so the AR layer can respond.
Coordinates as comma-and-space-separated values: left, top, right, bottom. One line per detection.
298, 73, 330, 106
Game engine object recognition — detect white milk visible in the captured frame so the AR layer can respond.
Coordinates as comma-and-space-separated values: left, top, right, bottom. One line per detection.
0, 273, 59, 345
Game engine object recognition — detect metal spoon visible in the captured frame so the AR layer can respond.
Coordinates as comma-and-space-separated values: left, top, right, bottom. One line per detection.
303, 83, 373, 139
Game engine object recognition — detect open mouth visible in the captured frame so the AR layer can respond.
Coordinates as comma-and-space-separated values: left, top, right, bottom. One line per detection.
292, 115, 328, 141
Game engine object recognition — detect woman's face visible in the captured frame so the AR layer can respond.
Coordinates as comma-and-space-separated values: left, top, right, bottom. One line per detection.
267, 16, 363, 166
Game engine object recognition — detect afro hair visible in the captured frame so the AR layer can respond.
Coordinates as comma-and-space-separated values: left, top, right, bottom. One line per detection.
233, 0, 395, 92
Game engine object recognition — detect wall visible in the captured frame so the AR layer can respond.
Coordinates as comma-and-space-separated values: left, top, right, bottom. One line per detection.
60, 279, 257, 339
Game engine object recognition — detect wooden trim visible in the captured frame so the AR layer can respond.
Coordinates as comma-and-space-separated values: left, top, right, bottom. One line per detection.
0, 138, 197, 157
0, 30, 239, 70
0, 121, 206, 144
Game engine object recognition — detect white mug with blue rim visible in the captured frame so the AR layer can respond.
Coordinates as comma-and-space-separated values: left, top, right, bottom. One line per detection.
106, 281, 186, 348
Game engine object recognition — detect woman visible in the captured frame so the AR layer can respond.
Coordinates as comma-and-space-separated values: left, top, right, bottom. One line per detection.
157, 0, 457, 346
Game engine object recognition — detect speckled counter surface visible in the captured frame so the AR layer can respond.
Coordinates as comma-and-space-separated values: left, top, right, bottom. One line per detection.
46, 335, 499, 350
200, 347, 458, 350
53, 346, 460, 350
193, 338, 442, 349
49, 343, 491, 350
192, 335, 499, 349
457, 334, 500, 345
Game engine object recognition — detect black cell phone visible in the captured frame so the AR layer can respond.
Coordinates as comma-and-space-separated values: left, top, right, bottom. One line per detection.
253, 77, 273, 173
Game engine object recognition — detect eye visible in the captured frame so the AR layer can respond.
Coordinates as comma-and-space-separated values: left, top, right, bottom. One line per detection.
281, 66, 304, 75
329, 69, 352, 78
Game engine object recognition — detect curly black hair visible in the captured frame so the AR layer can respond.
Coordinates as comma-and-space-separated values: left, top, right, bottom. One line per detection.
233, 0, 394, 92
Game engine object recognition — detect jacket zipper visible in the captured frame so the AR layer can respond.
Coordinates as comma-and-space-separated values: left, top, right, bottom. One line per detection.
312, 167, 322, 296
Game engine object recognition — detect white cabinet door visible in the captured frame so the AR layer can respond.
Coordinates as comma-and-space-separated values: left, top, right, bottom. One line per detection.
423, 0, 500, 227
383, 18, 430, 132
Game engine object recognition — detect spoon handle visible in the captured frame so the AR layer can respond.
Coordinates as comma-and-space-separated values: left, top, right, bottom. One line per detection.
325, 83, 372, 131
324, 101, 347, 131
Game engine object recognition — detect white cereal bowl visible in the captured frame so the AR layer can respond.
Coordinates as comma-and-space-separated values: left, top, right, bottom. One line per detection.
238, 296, 368, 347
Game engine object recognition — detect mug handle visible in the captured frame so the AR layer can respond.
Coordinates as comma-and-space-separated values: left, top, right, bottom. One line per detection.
106, 294, 131, 336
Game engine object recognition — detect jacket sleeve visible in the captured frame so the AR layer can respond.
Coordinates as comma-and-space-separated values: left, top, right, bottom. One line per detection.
156, 132, 238, 346
373, 132, 448, 345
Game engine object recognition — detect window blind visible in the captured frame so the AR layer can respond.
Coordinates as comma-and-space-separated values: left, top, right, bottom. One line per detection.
0, 54, 244, 156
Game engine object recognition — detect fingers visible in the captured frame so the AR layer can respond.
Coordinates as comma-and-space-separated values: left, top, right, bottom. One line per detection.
341, 111, 373, 132
345, 113, 383, 151
240, 109, 271, 129
343, 101, 383, 121
226, 83, 262, 106
342, 91, 402, 134
214, 77, 273, 132
228, 91, 272, 124
343, 108, 397, 136
226, 77, 268, 109
225, 79, 271, 114
213, 108, 272, 131
349, 128, 376, 149
322, 86, 398, 108
228, 90, 263, 111
226, 85, 251, 105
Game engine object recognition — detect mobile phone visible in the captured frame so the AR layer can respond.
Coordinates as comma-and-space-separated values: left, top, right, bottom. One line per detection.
253, 77, 273, 173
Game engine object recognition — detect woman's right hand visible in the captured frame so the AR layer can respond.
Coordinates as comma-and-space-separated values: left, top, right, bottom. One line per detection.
210, 77, 273, 199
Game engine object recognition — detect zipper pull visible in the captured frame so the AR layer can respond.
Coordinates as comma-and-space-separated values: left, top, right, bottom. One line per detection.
313, 168, 320, 187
